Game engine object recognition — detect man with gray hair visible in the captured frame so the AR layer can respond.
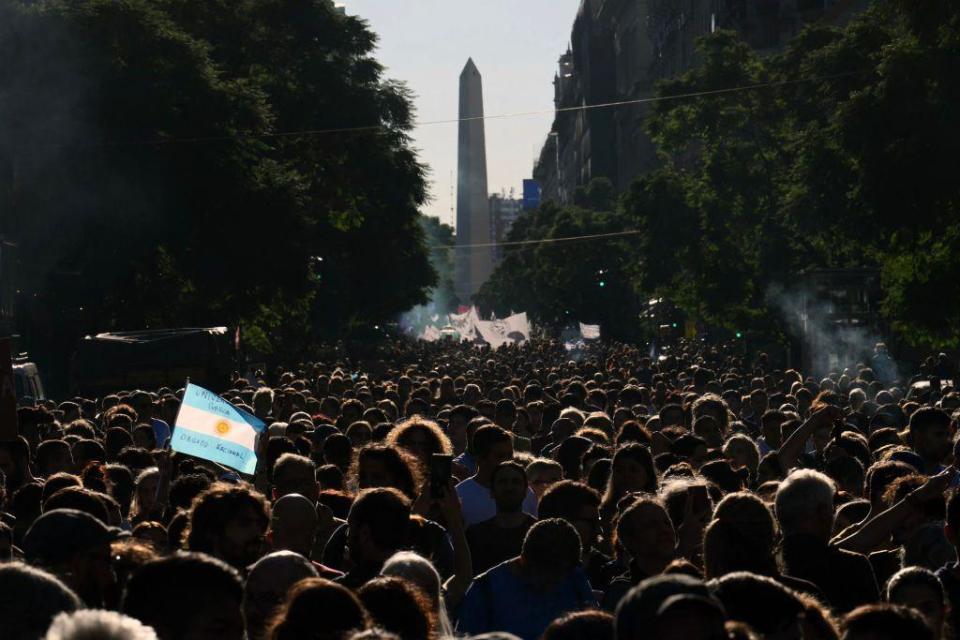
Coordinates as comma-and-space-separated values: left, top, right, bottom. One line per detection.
776, 469, 879, 612
44, 610, 158, 640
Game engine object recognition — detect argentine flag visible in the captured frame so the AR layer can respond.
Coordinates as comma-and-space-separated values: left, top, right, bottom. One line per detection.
171, 383, 265, 474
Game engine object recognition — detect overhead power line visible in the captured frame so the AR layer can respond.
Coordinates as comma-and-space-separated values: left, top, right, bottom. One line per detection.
430, 229, 644, 251
37, 70, 865, 149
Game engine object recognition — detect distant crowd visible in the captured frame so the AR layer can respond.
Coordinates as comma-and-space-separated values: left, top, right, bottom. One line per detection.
2, 337, 960, 640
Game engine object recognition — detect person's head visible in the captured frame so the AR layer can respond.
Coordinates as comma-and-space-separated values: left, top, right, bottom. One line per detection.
267, 577, 369, 640
520, 518, 582, 585
652, 593, 727, 640
692, 416, 723, 449
605, 443, 658, 502
346, 488, 411, 571
123, 553, 244, 640
271, 454, 319, 502
130, 467, 160, 520
909, 408, 953, 465
616, 498, 676, 573
554, 436, 593, 480
37, 440, 74, 478
886, 567, 947, 637
712, 572, 805, 638
775, 469, 836, 541
472, 425, 514, 476
865, 460, 915, 510
269, 493, 318, 558
252, 388, 275, 418
490, 461, 528, 514
538, 480, 601, 553
526, 458, 564, 501
691, 394, 729, 438
43, 610, 158, 640
387, 417, 451, 466
842, 604, 934, 640
448, 405, 479, 454
346, 421, 373, 448
381, 551, 442, 608
0, 563, 81, 640
132, 425, 157, 451
722, 435, 759, 477
243, 551, 318, 640
357, 577, 433, 640
542, 610, 614, 640
615, 574, 712, 640
354, 445, 421, 500
22, 508, 117, 606
321, 434, 353, 472
185, 483, 270, 569
672, 433, 710, 470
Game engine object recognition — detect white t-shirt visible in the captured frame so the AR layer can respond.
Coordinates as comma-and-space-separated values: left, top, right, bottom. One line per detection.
456, 477, 538, 527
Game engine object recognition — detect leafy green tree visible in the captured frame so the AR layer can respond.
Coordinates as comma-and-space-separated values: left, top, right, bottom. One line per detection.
484, 1, 960, 349
0, 0, 434, 372
478, 178, 642, 339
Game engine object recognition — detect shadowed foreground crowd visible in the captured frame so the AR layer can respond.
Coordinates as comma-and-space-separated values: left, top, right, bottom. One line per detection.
2, 338, 960, 640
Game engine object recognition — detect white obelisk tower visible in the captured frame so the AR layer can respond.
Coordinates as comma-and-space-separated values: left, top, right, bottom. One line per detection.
455, 58, 493, 303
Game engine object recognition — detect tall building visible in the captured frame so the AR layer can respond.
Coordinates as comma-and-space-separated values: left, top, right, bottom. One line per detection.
455, 59, 494, 302
489, 193, 524, 264
533, 1, 618, 204
535, 0, 870, 201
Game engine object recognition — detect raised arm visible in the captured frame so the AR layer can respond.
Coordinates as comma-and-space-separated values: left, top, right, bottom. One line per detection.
777, 406, 840, 472
833, 468, 953, 554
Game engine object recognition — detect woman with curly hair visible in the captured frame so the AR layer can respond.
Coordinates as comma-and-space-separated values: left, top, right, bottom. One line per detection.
386, 417, 453, 470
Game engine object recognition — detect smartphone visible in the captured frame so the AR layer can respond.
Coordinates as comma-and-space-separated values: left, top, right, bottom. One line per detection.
688, 484, 710, 517
430, 454, 453, 499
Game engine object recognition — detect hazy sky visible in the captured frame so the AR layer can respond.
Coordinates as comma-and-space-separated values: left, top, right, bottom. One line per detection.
342, 0, 582, 228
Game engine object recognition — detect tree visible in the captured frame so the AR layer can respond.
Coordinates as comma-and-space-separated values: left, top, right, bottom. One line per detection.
483, 1, 960, 350
477, 178, 642, 340
0, 0, 435, 373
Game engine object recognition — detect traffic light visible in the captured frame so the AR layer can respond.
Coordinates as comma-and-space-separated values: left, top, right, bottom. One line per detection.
671, 322, 678, 329
598, 280, 606, 288
735, 331, 743, 339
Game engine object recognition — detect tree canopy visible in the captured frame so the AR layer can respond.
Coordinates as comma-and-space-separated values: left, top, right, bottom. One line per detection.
480, 0, 960, 349
0, 0, 434, 368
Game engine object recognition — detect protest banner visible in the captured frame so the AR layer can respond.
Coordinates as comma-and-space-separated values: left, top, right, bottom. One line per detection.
579, 323, 601, 340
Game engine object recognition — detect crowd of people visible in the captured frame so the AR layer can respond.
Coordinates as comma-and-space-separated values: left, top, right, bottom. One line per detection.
1, 337, 959, 640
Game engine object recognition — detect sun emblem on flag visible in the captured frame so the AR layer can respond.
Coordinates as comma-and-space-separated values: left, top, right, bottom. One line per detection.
215, 420, 231, 435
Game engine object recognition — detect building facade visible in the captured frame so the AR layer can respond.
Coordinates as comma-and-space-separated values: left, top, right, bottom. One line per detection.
534, 0, 870, 202
489, 193, 524, 265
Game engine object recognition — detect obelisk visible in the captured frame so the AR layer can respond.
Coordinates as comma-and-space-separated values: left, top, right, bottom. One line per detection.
455, 58, 493, 303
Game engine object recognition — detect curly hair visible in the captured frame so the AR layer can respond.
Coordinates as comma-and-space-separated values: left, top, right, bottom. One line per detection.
386, 417, 452, 461
183, 482, 270, 554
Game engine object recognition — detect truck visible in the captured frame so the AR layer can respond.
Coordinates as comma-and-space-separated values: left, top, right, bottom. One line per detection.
70, 327, 235, 396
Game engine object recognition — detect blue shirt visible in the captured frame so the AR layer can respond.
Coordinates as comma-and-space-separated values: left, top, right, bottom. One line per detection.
453, 451, 477, 476
456, 561, 597, 640
152, 418, 171, 447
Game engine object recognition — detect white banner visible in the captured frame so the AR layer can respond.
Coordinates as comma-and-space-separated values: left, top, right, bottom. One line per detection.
579, 323, 600, 340
448, 307, 481, 341
475, 312, 530, 349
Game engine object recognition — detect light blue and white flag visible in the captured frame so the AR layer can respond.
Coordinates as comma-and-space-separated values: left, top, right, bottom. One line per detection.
171, 383, 265, 474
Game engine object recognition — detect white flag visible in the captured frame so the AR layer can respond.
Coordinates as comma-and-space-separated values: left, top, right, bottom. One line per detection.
579, 323, 600, 340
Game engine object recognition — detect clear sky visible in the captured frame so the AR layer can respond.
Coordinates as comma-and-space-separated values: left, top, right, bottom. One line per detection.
342, 0, 582, 228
